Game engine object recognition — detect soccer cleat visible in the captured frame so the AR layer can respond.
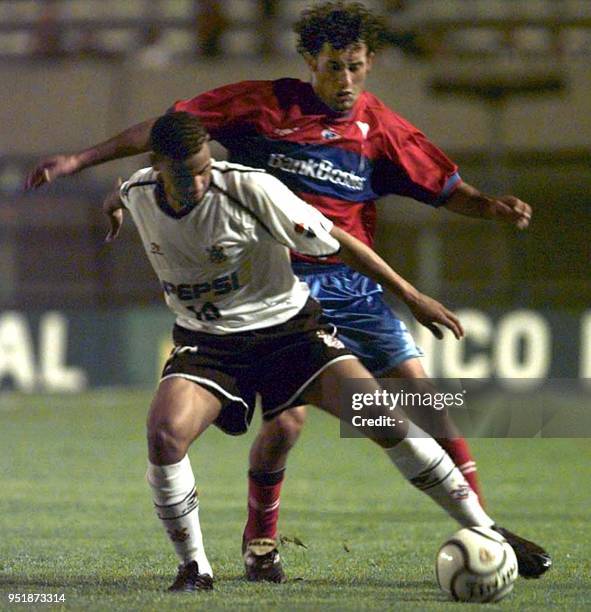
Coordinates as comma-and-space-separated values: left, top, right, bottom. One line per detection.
168, 561, 214, 592
243, 537, 285, 583
493, 526, 552, 579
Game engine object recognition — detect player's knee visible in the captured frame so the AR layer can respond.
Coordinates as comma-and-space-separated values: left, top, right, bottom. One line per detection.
147, 417, 188, 463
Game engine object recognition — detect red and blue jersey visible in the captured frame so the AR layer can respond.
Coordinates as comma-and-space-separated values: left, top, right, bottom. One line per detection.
173, 78, 461, 262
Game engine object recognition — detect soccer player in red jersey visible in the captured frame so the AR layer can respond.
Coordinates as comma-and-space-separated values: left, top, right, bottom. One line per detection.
100, 112, 543, 590
26, 2, 547, 582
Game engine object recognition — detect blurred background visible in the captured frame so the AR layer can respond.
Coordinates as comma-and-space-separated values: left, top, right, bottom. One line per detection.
0, 0, 589, 391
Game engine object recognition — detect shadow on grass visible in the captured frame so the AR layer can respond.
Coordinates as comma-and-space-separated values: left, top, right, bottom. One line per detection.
0, 575, 447, 604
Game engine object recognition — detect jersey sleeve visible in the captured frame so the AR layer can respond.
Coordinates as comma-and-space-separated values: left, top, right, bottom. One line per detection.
119, 178, 132, 206
119, 168, 154, 209
170, 80, 274, 144
119, 173, 139, 208
372, 113, 461, 207
235, 172, 340, 257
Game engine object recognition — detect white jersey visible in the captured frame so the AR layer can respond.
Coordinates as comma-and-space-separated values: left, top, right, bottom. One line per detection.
120, 160, 340, 334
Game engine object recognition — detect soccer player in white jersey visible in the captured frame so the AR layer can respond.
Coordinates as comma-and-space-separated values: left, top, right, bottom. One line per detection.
99, 111, 546, 592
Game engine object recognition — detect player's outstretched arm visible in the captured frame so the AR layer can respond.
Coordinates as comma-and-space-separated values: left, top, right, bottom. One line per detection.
444, 181, 532, 230
24, 118, 157, 190
330, 226, 464, 340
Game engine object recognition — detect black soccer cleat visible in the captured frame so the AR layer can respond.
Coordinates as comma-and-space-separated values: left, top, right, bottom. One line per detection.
493, 525, 552, 579
168, 561, 214, 592
243, 537, 286, 583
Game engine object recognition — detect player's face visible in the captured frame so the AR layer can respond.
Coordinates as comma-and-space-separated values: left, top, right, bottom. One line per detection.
307, 42, 374, 113
156, 143, 213, 207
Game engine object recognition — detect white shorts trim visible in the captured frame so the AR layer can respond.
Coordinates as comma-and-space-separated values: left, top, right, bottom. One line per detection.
264, 354, 358, 419
161, 372, 250, 410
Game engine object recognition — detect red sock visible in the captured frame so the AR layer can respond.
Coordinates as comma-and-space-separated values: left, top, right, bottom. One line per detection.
244, 469, 285, 542
437, 437, 485, 507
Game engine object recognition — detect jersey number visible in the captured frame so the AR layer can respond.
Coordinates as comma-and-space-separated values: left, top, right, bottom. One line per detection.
187, 302, 221, 321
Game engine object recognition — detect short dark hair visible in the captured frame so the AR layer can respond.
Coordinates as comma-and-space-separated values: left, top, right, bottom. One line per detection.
294, 1, 388, 57
150, 112, 209, 161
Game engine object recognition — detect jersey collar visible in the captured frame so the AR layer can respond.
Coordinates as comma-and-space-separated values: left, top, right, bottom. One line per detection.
154, 178, 211, 219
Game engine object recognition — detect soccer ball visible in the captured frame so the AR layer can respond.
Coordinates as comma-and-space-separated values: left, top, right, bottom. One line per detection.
436, 527, 518, 603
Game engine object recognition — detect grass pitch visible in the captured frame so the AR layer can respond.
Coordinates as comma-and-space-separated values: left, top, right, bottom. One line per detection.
0, 389, 589, 610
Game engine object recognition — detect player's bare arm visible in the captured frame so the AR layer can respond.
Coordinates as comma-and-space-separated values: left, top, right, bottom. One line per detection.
444, 181, 532, 230
330, 226, 464, 340
24, 117, 157, 190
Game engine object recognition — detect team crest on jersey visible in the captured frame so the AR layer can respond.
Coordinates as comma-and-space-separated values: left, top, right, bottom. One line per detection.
206, 244, 227, 263
316, 330, 345, 349
294, 223, 316, 238
321, 128, 340, 140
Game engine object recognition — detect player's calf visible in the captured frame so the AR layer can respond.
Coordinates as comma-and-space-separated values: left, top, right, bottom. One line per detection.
385, 425, 493, 527
146, 455, 213, 587
384, 429, 552, 579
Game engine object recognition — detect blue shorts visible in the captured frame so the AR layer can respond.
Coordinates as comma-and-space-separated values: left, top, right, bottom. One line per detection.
292, 262, 423, 376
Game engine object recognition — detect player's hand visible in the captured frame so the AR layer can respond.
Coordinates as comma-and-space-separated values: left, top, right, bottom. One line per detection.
495, 195, 532, 230
407, 293, 464, 340
24, 154, 81, 190
103, 179, 124, 242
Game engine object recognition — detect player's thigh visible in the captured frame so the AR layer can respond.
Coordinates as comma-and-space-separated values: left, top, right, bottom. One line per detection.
383, 357, 459, 436
382, 357, 441, 398
382, 357, 428, 379
301, 358, 410, 444
300, 357, 375, 416
148, 376, 222, 443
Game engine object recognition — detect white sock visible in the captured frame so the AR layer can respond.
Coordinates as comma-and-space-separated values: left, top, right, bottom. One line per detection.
146, 455, 213, 577
385, 424, 494, 528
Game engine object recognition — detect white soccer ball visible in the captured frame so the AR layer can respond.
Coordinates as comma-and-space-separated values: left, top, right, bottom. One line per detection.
436, 527, 518, 603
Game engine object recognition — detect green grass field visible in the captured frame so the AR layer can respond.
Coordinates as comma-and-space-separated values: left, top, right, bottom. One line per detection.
1, 390, 589, 611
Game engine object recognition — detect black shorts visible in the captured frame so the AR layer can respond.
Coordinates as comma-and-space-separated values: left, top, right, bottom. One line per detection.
160, 298, 355, 435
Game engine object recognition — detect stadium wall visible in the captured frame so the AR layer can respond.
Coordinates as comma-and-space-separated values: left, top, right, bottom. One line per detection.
2, 58, 590, 163
0, 307, 588, 392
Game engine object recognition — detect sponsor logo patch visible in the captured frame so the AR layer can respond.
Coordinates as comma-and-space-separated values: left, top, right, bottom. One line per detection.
162, 271, 241, 300
150, 242, 164, 256
294, 223, 317, 238
321, 128, 340, 140
268, 153, 366, 192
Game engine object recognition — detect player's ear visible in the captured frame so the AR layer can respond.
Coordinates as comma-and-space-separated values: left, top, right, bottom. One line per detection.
150, 152, 160, 170
303, 52, 318, 72
366, 51, 375, 72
